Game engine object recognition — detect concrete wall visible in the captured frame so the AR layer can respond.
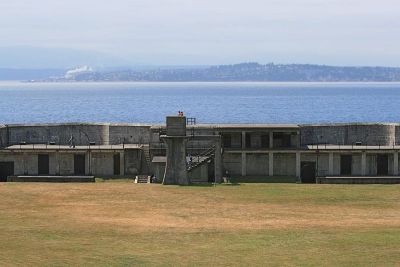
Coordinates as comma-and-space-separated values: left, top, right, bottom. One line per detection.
91, 153, 114, 176
188, 164, 209, 183
223, 153, 241, 175
396, 125, 400, 145
3, 123, 154, 146
125, 149, 144, 175
109, 125, 151, 145
58, 153, 75, 175
274, 153, 296, 176
301, 124, 397, 146
6, 124, 109, 145
366, 154, 377, 176
3, 122, 400, 147
246, 154, 268, 175
0, 125, 7, 148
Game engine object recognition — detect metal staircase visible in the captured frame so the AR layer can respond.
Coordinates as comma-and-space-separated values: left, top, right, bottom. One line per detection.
142, 144, 152, 174
187, 145, 215, 172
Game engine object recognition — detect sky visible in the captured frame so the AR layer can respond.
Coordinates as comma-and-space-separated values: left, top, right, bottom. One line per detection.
0, 0, 399, 67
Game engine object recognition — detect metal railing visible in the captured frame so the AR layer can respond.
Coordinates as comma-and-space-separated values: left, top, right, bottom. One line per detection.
188, 145, 216, 171
186, 117, 196, 125
307, 141, 398, 150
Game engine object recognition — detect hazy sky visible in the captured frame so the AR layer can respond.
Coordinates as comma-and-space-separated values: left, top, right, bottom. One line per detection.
0, 0, 399, 66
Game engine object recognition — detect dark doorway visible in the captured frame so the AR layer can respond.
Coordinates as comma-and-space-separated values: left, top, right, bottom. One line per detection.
261, 134, 269, 148
245, 133, 251, 148
223, 134, 232, 148
0, 162, 14, 182
208, 160, 215, 183
301, 162, 316, 183
377, 154, 389, 176
113, 154, 120, 175
74, 154, 86, 175
340, 155, 352, 176
273, 133, 291, 148
38, 154, 49, 175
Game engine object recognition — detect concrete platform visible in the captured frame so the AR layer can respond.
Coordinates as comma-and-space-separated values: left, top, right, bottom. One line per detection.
317, 176, 400, 184
7, 176, 95, 183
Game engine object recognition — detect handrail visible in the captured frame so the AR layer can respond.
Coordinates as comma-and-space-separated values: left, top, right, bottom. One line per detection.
188, 145, 216, 171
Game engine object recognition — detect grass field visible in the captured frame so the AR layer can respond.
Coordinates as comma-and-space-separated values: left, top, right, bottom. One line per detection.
1, 182, 399, 266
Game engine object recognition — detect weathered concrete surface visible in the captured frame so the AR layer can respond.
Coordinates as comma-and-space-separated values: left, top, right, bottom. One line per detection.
317, 176, 400, 184
166, 116, 186, 136
301, 124, 396, 146
2, 122, 400, 182
7, 176, 95, 183
109, 125, 151, 145
188, 163, 209, 183
162, 137, 189, 185
246, 153, 268, 176
273, 153, 296, 176
222, 153, 241, 175
161, 116, 191, 185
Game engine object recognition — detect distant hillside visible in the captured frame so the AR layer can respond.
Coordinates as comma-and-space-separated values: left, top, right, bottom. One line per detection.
0, 68, 65, 81
59, 62, 400, 82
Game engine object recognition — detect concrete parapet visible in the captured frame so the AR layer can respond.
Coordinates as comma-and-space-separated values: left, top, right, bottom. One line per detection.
300, 123, 397, 146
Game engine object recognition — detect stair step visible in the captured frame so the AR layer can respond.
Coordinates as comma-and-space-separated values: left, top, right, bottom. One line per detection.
135, 175, 150, 183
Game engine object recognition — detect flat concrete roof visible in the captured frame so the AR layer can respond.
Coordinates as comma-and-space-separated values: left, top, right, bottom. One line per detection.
4, 144, 141, 151
306, 145, 400, 150
3, 122, 400, 130
1, 123, 152, 127
151, 124, 300, 130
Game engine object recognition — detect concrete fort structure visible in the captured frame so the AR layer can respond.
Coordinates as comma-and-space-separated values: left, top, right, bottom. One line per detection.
1, 120, 400, 184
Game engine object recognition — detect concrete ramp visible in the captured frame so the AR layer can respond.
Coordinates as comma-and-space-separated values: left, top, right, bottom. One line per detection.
7, 176, 95, 183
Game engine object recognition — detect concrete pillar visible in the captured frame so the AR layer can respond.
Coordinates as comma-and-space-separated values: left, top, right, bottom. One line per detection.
162, 137, 189, 185
55, 151, 60, 175
361, 152, 367, 176
120, 151, 125, 176
242, 131, 246, 149
269, 131, 274, 148
394, 152, 399, 176
162, 116, 189, 185
22, 152, 27, 175
85, 151, 90, 175
268, 152, 274, 176
296, 152, 301, 178
241, 152, 246, 176
297, 131, 301, 148
328, 153, 334, 176
214, 139, 223, 183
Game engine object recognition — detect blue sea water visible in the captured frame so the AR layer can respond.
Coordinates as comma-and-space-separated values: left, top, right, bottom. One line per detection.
0, 82, 399, 124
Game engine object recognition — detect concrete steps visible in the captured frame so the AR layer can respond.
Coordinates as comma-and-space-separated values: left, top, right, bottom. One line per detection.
135, 175, 150, 184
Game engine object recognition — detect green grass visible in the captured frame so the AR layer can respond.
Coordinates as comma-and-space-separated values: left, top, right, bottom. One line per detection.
0, 182, 399, 266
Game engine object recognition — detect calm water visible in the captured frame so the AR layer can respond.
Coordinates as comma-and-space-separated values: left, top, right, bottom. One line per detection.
0, 82, 400, 124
